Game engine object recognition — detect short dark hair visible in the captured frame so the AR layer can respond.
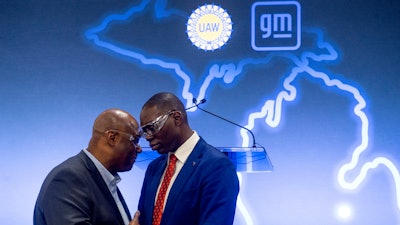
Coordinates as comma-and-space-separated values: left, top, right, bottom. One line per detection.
143, 92, 184, 111
143, 92, 188, 121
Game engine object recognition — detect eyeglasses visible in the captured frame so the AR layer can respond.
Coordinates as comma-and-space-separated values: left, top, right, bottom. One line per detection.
106, 129, 141, 147
140, 110, 176, 138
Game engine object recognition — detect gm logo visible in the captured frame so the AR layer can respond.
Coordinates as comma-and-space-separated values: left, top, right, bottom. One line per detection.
251, 1, 301, 51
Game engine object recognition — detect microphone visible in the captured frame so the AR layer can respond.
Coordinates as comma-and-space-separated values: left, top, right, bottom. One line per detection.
185, 98, 206, 110
190, 98, 257, 148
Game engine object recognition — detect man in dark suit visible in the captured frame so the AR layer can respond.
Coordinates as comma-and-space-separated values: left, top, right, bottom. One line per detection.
138, 92, 239, 225
34, 108, 142, 225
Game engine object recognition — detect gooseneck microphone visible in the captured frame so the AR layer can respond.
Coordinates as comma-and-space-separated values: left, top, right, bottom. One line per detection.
185, 98, 206, 110
189, 98, 257, 148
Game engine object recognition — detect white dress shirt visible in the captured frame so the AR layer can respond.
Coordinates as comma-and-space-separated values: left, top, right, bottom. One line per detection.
155, 131, 200, 209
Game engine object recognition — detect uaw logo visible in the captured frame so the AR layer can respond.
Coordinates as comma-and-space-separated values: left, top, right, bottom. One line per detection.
187, 4, 233, 51
251, 1, 301, 51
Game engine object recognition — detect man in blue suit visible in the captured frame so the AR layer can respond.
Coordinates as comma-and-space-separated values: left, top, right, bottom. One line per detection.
138, 92, 239, 225
34, 108, 142, 225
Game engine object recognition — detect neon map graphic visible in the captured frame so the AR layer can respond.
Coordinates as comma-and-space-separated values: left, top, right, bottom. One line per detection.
2, 0, 399, 224
82, 0, 400, 224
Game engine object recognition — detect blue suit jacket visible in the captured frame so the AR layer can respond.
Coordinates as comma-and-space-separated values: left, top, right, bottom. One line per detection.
138, 138, 239, 225
34, 150, 131, 225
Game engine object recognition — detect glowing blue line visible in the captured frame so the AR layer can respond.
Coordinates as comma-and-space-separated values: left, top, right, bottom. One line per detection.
85, 0, 149, 37
84, 1, 400, 220
240, 28, 400, 211
84, 2, 259, 223
340, 157, 400, 208
85, 1, 197, 109
236, 173, 254, 225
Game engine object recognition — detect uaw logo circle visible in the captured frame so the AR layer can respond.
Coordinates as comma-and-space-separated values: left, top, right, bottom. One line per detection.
187, 4, 233, 51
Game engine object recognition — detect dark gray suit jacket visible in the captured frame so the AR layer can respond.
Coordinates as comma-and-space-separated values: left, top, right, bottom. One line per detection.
34, 150, 131, 225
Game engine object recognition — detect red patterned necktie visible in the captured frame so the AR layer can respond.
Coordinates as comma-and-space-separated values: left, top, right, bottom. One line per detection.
152, 154, 177, 225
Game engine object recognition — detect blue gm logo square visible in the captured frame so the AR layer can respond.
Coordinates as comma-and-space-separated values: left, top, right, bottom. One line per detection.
251, 1, 301, 51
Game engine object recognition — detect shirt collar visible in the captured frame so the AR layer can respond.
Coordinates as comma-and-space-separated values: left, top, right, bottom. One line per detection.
83, 149, 121, 194
172, 131, 200, 164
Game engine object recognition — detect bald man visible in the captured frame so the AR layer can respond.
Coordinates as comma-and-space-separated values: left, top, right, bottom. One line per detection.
34, 109, 142, 225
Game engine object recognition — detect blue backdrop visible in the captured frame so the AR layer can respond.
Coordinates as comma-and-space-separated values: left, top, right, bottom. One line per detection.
1, 0, 399, 224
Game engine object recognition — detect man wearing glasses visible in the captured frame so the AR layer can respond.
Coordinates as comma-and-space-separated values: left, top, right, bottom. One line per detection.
34, 108, 142, 225
138, 92, 239, 225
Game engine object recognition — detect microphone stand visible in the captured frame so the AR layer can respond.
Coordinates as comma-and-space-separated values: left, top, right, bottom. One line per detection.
190, 98, 257, 148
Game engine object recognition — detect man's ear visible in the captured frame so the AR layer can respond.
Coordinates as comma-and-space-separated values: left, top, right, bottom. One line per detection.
105, 130, 118, 146
173, 111, 183, 125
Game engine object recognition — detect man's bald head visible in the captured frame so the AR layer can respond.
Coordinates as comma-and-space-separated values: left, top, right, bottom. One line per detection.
88, 108, 142, 173
93, 109, 134, 135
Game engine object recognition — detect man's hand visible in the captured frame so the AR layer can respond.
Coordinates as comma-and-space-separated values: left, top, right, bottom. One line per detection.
129, 210, 140, 225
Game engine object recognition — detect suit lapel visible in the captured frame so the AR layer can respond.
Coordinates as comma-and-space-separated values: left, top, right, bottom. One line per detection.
161, 139, 205, 223
117, 188, 132, 220
78, 151, 127, 225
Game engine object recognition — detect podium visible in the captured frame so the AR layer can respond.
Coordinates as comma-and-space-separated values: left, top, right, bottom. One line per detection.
135, 147, 273, 173
218, 147, 273, 172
